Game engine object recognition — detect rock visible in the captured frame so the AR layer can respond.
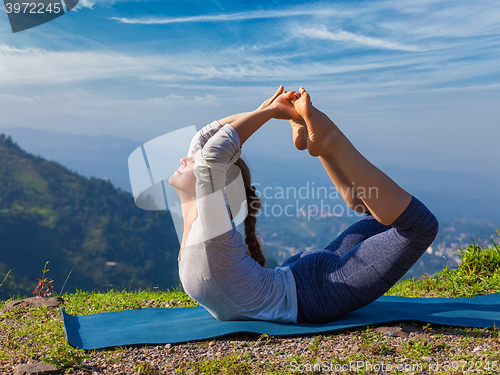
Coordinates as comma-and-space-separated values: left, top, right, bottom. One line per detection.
409, 333, 431, 341
350, 344, 360, 353
375, 325, 410, 338
391, 327, 409, 338
14, 362, 59, 375
375, 326, 391, 334
422, 356, 433, 362
399, 322, 424, 334
2, 296, 64, 312
359, 347, 370, 355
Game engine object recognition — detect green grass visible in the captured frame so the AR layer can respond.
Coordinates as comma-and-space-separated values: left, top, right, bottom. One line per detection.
62, 288, 199, 315
1, 230, 499, 373
0, 288, 199, 372
387, 229, 500, 298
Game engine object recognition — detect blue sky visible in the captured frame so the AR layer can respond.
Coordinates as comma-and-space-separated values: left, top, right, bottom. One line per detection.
0, 0, 499, 178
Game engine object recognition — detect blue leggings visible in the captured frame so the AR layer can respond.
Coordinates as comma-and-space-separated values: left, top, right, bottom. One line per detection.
283, 196, 439, 324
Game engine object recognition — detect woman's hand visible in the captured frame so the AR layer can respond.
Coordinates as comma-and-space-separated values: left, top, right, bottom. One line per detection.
257, 85, 285, 111
274, 88, 309, 151
270, 91, 303, 121
218, 86, 285, 126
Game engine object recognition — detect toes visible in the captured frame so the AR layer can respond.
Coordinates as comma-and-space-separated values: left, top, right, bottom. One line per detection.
301, 93, 312, 112
283, 90, 297, 102
274, 85, 284, 98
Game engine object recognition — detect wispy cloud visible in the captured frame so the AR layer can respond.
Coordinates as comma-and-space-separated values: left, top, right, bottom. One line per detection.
146, 94, 184, 106
409, 83, 500, 94
72, 0, 94, 11
194, 94, 217, 106
297, 26, 421, 52
0, 94, 42, 102
1, 0, 498, 103
1, 40, 497, 99
110, 7, 344, 25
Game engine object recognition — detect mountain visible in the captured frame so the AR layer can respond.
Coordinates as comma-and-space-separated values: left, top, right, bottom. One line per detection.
0, 127, 139, 194
0, 134, 180, 300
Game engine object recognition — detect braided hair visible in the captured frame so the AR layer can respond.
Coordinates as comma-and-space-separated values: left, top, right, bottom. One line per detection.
230, 158, 265, 267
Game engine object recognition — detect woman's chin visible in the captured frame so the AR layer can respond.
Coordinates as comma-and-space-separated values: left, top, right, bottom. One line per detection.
168, 174, 177, 187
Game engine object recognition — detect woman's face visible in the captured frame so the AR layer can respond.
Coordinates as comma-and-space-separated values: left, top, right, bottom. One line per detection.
168, 156, 196, 197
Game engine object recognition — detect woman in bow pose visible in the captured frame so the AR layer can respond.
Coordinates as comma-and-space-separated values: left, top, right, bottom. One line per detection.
168, 86, 438, 324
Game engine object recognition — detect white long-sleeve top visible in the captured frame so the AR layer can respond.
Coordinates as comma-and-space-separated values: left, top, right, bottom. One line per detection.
178, 121, 298, 323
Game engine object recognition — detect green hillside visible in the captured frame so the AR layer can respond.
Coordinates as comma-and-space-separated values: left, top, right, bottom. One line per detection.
0, 134, 180, 300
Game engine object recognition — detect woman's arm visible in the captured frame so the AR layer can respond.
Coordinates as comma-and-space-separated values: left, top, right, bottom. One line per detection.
231, 90, 301, 146
217, 112, 252, 127
217, 86, 285, 127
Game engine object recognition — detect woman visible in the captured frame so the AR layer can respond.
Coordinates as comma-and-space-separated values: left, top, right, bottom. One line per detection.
168, 86, 438, 324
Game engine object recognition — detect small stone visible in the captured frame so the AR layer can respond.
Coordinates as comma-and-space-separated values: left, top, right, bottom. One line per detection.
360, 347, 370, 355
164, 343, 171, 350
168, 347, 175, 354
350, 344, 359, 353
2, 296, 64, 312
384, 330, 396, 337
422, 356, 432, 362
375, 326, 391, 334
14, 362, 59, 375
208, 341, 216, 347
399, 322, 423, 334
409, 333, 431, 341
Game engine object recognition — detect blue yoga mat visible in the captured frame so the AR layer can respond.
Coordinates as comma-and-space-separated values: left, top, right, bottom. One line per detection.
62, 293, 500, 350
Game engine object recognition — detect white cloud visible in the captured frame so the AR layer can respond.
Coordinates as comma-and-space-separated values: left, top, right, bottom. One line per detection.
0, 94, 42, 102
409, 84, 500, 94
72, 0, 94, 11
109, 7, 345, 25
194, 94, 217, 106
106, 0, 500, 41
0, 39, 497, 101
297, 26, 421, 52
0, 0, 498, 103
146, 94, 184, 105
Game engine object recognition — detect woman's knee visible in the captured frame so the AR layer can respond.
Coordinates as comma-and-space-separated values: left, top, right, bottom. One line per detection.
408, 208, 439, 249
421, 211, 439, 245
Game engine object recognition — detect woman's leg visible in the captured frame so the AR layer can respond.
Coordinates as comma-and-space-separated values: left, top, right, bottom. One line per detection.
290, 196, 438, 323
288, 88, 438, 323
282, 213, 390, 268
293, 88, 412, 226
324, 213, 391, 255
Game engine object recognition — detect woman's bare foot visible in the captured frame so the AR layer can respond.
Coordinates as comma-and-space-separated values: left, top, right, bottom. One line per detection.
283, 91, 308, 151
293, 88, 338, 157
